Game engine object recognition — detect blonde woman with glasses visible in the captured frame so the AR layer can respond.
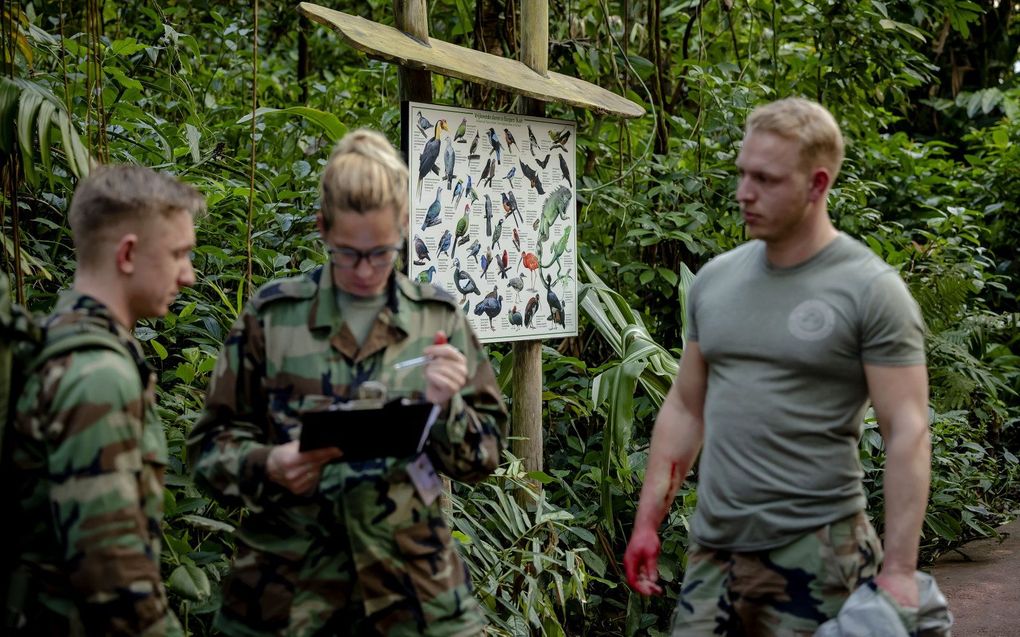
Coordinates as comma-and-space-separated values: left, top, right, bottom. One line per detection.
189, 129, 507, 636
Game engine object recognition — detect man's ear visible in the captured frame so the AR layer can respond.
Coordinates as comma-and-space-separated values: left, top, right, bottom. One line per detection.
115, 233, 139, 274
315, 212, 326, 236
807, 168, 832, 203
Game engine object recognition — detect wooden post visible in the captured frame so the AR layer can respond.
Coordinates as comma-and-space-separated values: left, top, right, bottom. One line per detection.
392, 0, 432, 101
520, 0, 548, 81
511, 0, 548, 492
394, 0, 452, 512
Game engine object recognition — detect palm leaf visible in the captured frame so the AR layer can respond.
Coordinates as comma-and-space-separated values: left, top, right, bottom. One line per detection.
36, 99, 57, 188
236, 106, 347, 143
17, 87, 42, 186
0, 77, 91, 183
579, 258, 680, 402
579, 258, 685, 531
0, 78, 19, 153
1, 7, 33, 65
0, 232, 53, 279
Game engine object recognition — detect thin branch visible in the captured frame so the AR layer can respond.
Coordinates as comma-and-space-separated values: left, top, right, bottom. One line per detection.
58, 0, 71, 116
3, 0, 25, 302
246, 0, 259, 297
83, 0, 94, 158
581, 0, 655, 196
93, 0, 107, 161
667, 0, 707, 111
724, 0, 742, 68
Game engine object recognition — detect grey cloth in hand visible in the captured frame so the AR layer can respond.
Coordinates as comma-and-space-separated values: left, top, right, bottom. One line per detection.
815, 572, 953, 637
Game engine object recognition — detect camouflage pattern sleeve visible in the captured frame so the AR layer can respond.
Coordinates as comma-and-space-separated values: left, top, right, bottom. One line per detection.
187, 307, 280, 512
426, 306, 507, 483
31, 350, 175, 635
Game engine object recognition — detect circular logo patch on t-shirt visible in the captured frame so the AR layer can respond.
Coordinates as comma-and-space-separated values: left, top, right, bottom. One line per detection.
788, 299, 836, 341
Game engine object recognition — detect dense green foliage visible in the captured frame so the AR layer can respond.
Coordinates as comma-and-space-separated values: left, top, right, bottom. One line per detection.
2, 1, 1018, 634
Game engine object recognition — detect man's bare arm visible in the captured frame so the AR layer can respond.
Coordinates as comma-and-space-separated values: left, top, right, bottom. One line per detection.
624, 342, 708, 595
866, 363, 930, 608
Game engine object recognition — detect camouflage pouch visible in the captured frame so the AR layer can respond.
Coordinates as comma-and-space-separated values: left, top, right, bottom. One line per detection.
0, 272, 42, 458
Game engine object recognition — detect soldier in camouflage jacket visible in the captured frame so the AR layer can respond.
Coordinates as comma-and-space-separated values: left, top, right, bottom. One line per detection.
188, 129, 507, 636
10, 166, 202, 635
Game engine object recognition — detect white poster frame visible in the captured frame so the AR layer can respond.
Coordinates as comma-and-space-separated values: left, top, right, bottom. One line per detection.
404, 101, 578, 344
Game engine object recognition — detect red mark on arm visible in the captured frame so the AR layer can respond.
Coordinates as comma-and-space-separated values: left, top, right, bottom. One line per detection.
662, 461, 683, 509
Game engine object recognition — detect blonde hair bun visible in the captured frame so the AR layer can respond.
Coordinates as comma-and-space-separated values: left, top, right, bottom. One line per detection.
320, 128, 409, 227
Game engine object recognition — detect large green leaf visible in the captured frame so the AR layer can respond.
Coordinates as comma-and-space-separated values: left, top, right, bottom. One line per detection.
185, 123, 202, 164
180, 514, 235, 534
0, 78, 19, 152
55, 110, 89, 178
236, 106, 347, 142
36, 99, 57, 188
579, 258, 679, 405
580, 257, 684, 535
17, 88, 42, 186
592, 358, 646, 534
167, 564, 211, 601
1, 77, 90, 181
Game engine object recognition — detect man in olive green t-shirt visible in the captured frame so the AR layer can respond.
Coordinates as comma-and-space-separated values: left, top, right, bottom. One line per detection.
624, 98, 931, 636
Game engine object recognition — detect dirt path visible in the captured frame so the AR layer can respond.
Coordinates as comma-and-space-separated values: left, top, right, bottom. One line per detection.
930, 518, 1019, 636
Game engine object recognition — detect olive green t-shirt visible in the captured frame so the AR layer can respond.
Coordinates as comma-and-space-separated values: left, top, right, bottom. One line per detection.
686, 233, 926, 551
336, 290, 387, 346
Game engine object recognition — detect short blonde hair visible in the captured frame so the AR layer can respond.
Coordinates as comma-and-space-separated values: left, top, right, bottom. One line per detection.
320, 128, 408, 229
746, 97, 844, 180
69, 165, 205, 266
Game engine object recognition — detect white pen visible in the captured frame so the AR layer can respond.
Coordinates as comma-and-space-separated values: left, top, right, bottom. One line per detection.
416, 404, 442, 453
392, 354, 433, 370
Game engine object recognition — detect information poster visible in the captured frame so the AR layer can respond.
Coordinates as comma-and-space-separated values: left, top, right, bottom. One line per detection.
404, 101, 578, 344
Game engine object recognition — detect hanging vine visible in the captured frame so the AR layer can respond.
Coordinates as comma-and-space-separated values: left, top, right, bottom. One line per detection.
2, 0, 24, 302
58, 0, 71, 116
85, 0, 107, 163
246, 0, 259, 298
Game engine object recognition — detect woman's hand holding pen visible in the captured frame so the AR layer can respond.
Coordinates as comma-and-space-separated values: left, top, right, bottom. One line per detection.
423, 331, 467, 409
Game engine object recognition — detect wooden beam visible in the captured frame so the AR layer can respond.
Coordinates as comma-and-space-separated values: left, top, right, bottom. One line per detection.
298, 2, 645, 118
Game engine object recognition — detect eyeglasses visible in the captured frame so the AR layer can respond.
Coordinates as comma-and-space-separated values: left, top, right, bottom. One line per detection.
327, 244, 402, 269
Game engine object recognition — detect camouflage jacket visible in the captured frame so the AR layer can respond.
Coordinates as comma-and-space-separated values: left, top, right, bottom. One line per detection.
11, 291, 180, 636
188, 268, 507, 636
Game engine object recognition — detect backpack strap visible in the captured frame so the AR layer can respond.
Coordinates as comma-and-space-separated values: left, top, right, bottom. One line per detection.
0, 279, 41, 454
28, 330, 133, 374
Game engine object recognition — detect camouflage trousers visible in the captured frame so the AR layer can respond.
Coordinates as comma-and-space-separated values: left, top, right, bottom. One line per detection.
670, 511, 883, 637
213, 467, 485, 637
214, 542, 485, 637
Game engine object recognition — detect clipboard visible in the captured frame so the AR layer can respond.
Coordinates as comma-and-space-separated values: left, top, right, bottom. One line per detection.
298, 398, 435, 460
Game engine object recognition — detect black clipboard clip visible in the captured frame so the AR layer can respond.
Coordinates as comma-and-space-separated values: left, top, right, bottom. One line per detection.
333, 380, 389, 411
